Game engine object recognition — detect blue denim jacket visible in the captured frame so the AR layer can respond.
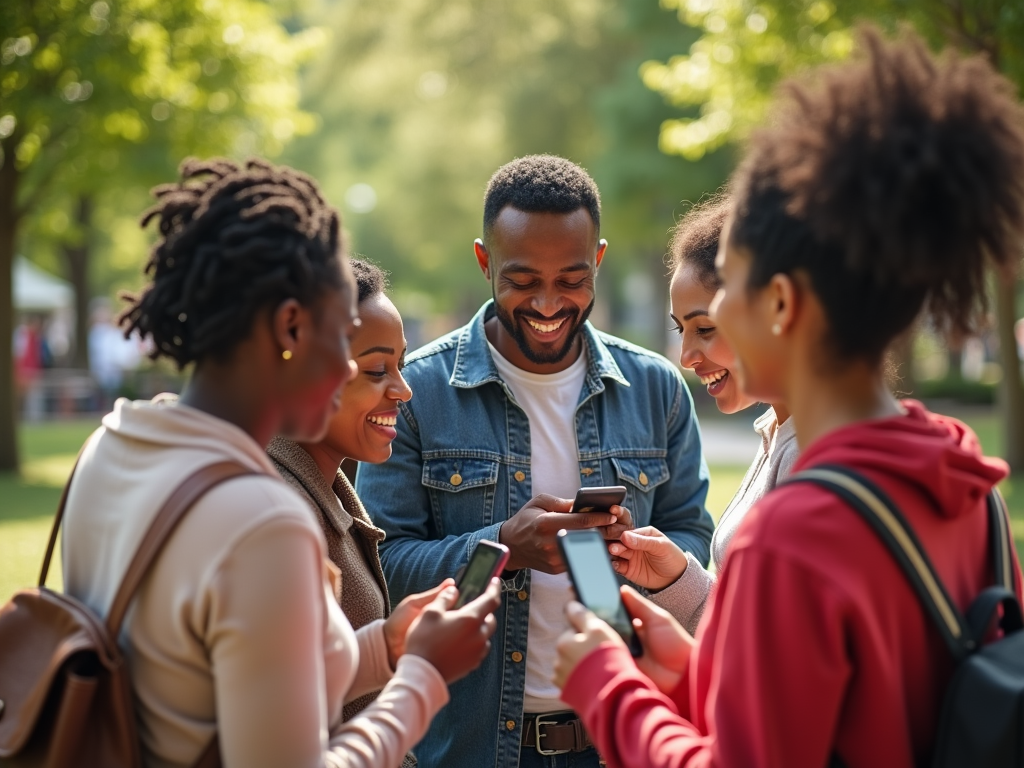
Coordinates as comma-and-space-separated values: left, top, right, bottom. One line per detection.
356, 301, 713, 768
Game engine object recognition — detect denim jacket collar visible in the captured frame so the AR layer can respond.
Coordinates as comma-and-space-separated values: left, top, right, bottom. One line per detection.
449, 300, 630, 393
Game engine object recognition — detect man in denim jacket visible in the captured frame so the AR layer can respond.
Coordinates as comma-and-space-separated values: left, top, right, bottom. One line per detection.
357, 155, 713, 768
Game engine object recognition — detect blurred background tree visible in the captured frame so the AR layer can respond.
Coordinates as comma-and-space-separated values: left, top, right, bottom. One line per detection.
642, 0, 1024, 472
285, 0, 730, 351
4, 0, 1023, 476
0, 0, 322, 470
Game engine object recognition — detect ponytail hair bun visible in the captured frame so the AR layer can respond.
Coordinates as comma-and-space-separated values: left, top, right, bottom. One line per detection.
730, 25, 1024, 362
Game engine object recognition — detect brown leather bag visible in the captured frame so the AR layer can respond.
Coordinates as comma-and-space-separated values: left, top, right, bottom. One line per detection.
0, 460, 254, 768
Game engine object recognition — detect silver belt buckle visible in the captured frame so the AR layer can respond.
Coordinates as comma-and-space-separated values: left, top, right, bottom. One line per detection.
535, 718, 571, 756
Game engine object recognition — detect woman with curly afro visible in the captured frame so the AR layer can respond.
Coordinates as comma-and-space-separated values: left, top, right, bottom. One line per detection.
554, 27, 1024, 768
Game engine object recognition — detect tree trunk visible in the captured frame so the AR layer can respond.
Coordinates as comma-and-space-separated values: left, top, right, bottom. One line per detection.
64, 196, 93, 370
0, 147, 21, 472
994, 261, 1024, 473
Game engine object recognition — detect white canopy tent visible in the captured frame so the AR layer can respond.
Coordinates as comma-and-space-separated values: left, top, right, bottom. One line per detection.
13, 256, 73, 312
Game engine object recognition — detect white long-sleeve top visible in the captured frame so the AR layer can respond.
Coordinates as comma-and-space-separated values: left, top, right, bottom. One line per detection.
63, 395, 448, 768
652, 407, 800, 634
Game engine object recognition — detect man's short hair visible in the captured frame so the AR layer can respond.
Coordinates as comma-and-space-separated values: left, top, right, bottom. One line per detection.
483, 155, 601, 240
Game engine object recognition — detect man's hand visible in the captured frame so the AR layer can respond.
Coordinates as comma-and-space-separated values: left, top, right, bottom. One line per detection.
382, 578, 455, 669
553, 600, 625, 690
621, 585, 694, 694
498, 494, 617, 573
608, 526, 688, 590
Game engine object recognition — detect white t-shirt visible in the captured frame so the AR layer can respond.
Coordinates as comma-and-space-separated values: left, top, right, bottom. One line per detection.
488, 341, 588, 713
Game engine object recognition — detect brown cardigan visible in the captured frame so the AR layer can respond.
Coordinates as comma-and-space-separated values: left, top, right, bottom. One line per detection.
266, 437, 395, 722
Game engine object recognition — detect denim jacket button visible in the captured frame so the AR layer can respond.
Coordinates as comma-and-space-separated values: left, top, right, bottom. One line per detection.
505, 720, 516, 731
580, 467, 594, 476
639, 471, 649, 486
450, 473, 463, 486
511, 651, 524, 663
514, 471, 526, 482
517, 590, 528, 601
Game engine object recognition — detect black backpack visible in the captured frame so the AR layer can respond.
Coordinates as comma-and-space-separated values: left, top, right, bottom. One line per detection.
789, 465, 1024, 768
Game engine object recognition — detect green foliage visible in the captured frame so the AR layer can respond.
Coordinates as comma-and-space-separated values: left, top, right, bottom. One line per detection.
2, 0, 324, 286
642, 0, 1024, 159
284, 0, 732, 341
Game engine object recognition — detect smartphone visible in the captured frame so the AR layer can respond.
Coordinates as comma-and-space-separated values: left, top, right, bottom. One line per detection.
454, 540, 510, 609
571, 485, 626, 515
557, 528, 643, 657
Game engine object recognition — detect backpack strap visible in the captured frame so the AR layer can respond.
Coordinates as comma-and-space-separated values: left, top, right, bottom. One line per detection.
106, 461, 255, 637
786, 465, 974, 661
987, 489, 1015, 592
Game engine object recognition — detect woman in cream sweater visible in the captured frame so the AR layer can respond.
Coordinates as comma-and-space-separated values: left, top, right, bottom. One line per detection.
61, 158, 499, 768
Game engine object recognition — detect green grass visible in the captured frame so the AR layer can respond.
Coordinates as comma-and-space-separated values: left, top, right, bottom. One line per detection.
0, 413, 1021, 603
0, 419, 99, 600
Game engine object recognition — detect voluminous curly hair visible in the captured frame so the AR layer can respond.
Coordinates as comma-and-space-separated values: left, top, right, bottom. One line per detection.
668, 193, 732, 291
120, 158, 346, 369
730, 26, 1024, 363
350, 258, 389, 304
483, 155, 601, 240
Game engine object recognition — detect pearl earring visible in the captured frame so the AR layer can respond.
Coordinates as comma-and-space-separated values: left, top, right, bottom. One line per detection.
282, 350, 293, 360
771, 324, 782, 336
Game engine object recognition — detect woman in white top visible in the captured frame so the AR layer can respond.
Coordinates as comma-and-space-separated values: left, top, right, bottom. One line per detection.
62, 158, 500, 768
608, 195, 798, 634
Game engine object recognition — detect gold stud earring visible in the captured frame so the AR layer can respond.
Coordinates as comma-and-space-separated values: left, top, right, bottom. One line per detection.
282, 350, 293, 361
771, 324, 782, 336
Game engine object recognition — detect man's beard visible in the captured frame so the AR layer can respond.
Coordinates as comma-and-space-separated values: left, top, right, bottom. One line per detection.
493, 297, 595, 365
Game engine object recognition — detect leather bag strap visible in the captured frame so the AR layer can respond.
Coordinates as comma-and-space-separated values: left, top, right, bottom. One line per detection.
106, 461, 254, 637
38, 447, 88, 586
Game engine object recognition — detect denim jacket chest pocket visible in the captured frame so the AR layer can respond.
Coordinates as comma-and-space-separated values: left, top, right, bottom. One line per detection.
421, 454, 502, 535
610, 455, 670, 526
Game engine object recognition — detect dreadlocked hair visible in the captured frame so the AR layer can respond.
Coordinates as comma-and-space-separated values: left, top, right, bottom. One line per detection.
120, 157, 345, 369
730, 25, 1024, 364
667, 192, 731, 291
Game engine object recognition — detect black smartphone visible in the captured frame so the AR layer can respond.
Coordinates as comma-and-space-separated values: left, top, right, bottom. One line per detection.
571, 485, 627, 514
557, 528, 643, 657
454, 540, 510, 609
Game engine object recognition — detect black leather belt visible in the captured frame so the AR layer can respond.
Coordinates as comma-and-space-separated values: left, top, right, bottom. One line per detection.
520, 712, 594, 755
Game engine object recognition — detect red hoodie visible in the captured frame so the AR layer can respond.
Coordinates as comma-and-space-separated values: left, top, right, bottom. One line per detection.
562, 401, 1023, 768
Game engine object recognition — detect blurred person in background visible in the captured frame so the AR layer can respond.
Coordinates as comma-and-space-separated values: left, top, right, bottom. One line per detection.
89, 297, 142, 406
554, 28, 1024, 768
358, 154, 714, 768
608, 195, 797, 635
62, 158, 500, 768
266, 258, 418, 766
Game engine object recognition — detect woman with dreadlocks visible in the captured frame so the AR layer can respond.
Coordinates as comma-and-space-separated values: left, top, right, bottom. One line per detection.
553, 28, 1024, 768
61, 158, 500, 768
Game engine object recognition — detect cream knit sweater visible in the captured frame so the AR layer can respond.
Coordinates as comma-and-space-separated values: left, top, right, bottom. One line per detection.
62, 395, 447, 768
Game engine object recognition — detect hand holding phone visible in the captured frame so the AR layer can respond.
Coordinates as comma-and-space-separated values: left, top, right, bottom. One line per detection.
454, 540, 510, 609
557, 528, 642, 656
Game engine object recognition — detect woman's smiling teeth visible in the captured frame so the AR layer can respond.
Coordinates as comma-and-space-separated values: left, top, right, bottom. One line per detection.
699, 370, 728, 386
526, 317, 565, 334
367, 414, 397, 427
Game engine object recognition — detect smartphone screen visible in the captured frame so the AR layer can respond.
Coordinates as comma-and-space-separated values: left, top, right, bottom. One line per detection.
571, 485, 627, 514
454, 540, 509, 609
558, 529, 642, 656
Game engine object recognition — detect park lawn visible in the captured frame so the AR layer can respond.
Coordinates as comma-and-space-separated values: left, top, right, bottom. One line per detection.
1, 414, 1023, 603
